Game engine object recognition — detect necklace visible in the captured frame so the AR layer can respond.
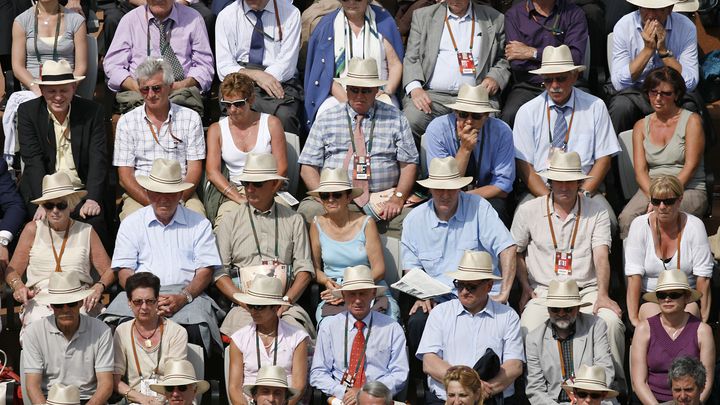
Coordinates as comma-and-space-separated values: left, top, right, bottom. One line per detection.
135, 319, 161, 348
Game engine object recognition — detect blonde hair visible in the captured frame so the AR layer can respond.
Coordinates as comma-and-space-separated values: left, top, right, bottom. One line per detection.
443, 366, 484, 405
649, 175, 682, 199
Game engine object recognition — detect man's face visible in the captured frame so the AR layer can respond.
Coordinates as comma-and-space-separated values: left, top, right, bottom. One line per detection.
455, 279, 492, 312
163, 384, 197, 405
342, 289, 375, 320
550, 180, 581, 206
147, 190, 182, 221
671, 376, 701, 405
51, 300, 81, 330
41, 83, 76, 118
543, 71, 577, 105
139, 72, 171, 110
245, 0, 269, 11
347, 86, 378, 115
253, 386, 288, 405
148, 0, 173, 19
639, 6, 673, 26
548, 306, 579, 330
572, 389, 606, 405
430, 188, 460, 220
244, 180, 279, 209
357, 391, 386, 405
455, 110, 489, 131
446, 0, 470, 15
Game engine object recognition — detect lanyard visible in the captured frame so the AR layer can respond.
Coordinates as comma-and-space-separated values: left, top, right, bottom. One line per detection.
546, 194, 582, 251
33, 4, 62, 67
247, 203, 279, 260
145, 6, 173, 57
556, 340, 569, 380
346, 111, 376, 155
656, 214, 683, 269
545, 95, 576, 146
525, 0, 563, 36
49, 220, 72, 272
130, 320, 165, 378
343, 313, 374, 374
255, 329, 278, 369
144, 116, 183, 149
445, 4, 475, 54
240, 0, 283, 42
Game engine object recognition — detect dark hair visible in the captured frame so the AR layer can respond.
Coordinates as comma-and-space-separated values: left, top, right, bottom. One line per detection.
643, 66, 686, 106
220, 72, 255, 100
125, 272, 161, 299
668, 356, 706, 391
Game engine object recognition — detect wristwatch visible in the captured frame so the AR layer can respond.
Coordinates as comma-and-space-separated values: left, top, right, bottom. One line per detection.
181, 289, 193, 304
659, 50, 673, 58
579, 189, 592, 198
282, 295, 292, 305
0, 237, 10, 247
394, 191, 404, 200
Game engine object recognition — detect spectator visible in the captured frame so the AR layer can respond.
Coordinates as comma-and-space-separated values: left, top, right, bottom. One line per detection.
103, 0, 214, 114
308, 167, 399, 322
46, 384, 81, 405
113, 272, 188, 405
561, 365, 618, 405
113, 59, 206, 220
243, 365, 300, 405
149, 359, 210, 405
662, 356, 706, 405
630, 269, 714, 404
443, 366, 483, 405
617, 67, 707, 238
299, 58, 419, 238
357, 381, 394, 405
23, 271, 114, 404
0, 159, 25, 271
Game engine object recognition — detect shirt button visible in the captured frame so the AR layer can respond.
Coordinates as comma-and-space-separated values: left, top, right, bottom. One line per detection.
328, 37, 332, 41
314, 81, 319, 86
311, 101, 315, 106
321, 58, 325, 63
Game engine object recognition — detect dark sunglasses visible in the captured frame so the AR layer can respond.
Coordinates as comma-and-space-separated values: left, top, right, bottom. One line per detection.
456, 111, 486, 120
347, 87, 374, 94
319, 192, 346, 201
549, 307, 574, 314
453, 280, 484, 292
221, 98, 248, 109
164, 385, 190, 393
650, 197, 678, 206
131, 298, 158, 307
139, 85, 164, 95
649, 89, 674, 98
543, 75, 569, 84
574, 390, 603, 400
42, 201, 69, 211
51, 301, 79, 309
656, 291, 685, 300
247, 304, 268, 311
241, 180, 268, 188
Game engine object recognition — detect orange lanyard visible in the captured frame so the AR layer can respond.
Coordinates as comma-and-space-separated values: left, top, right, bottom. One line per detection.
656, 214, 683, 268
557, 340, 568, 379
144, 117, 183, 147
130, 320, 165, 378
49, 221, 72, 272
445, 5, 475, 54
545, 96, 576, 146
241, 0, 283, 42
546, 194, 582, 251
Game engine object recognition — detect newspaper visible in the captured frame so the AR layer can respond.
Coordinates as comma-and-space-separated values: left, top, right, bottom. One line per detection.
391, 268, 452, 300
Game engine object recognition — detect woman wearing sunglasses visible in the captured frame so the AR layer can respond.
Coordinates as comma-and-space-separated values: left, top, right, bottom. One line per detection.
307, 167, 399, 323
618, 66, 707, 239
4, 172, 113, 340
630, 269, 714, 405
443, 365, 484, 405
206, 72, 287, 226
624, 175, 713, 328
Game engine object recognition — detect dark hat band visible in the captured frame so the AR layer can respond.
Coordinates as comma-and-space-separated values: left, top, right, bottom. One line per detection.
40, 73, 75, 82
148, 173, 182, 185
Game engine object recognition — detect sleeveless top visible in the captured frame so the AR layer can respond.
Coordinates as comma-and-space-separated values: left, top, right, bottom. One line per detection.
643, 109, 705, 191
315, 215, 371, 280
646, 313, 701, 401
26, 219, 94, 289
219, 113, 272, 180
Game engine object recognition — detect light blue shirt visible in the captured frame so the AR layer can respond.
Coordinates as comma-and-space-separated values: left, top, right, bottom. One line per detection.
611, 11, 698, 91
112, 205, 222, 285
514, 88, 620, 175
310, 310, 409, 398
417, 299, 525, 399
401, 192, 515, 295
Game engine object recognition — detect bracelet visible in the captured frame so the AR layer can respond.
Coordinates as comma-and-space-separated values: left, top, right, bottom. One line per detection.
221, 184, 233, 196
95, 281, 106, 292
9, 278, 20, 289
124, 388, 132, 402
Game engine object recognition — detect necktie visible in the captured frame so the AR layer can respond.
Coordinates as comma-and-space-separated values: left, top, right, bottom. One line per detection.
249, 10, 265, 66
157, 20, 185, 82
348, 320, 366, 388
351, 114, 370, 207
552, 105, 569, 149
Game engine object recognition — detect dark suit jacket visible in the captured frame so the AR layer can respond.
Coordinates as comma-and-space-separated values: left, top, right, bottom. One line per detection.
0, 160, 26, 236
17, 96, 108, 215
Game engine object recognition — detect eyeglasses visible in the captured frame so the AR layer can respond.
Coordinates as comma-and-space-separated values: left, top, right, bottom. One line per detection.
453, 280, 484, 292
456, 111, 486, 120
51, 301, 79, 309
347, 87, 375, 94
649, 89, 674, 98
42, 201, 69, 211
650, 197, 678, 206
543, 75, 569, 84
241, 180, 268, 188
247, 304, 269, 311
221, 98, 248, 109
319, 192, 345, 201
574, 390, 603, 400
139, 85, 164, 95
164, 385, 190, 393
131, 298, 158, 307
656, 291, 685, 300
549, 307, 575, 314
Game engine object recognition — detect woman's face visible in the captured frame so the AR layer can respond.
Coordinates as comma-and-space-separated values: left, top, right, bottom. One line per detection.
222, 91, 253, 120
342, 0, 369, 20
248, 304, 278, 325
129, 287, 159, 323
648, 81, 678, 113
658, 289, 689, 314
43, 198, 71, 228
319, 191, 351, 214
651, 190, 681, 224
445, 381, 481, 405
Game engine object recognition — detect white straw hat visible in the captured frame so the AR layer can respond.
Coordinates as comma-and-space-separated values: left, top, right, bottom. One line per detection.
233, 273, 290, 306
332, 265, 387, 298
643, 269, 702, 303
35, 271, 93, 305
34, 59, 85, 85
627, 0, 678, 8
529, 45, 586, 75
443, 84, 500, 114
307, 168, 363, 199
334, 58, 388, 88
31, 172, 87, 204
540, 280, 592, 308
561, 365, 618, 397
673, 0, 699, 11
150, 359, 210, 395
46, 384, 81, 405
417, 157, 473, 190
445, 250, 501, 281
243, 365, 300, 399
136, 158, 195, 193
538, 151, 592, 182
236, 153, 288, 182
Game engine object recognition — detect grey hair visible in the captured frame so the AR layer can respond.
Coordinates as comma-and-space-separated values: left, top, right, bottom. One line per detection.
667, 356, 706, 391
135, 58, 174, 85
356, 381, 392, 405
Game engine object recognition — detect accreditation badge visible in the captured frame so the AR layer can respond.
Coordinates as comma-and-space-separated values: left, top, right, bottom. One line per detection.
554, 251, 573, 277
457, 52, 476, 75
138, 375, 160, 398
353, 155, 371, 180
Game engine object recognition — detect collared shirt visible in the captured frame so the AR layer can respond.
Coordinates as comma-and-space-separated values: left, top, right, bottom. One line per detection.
113, 103, 206, 177
551, 324, 575, 402
504, 0, 587, 85
214, 202, 314, 281
424, 114, 515, 193
47, 105, 83, 188
215, 0, 301, 81
103, 4, 214, 92
23, 315, 115, 400
513, 88, 620, 175
310, 310, 409, 399
299, 103, 419, 193
417, 299, 524, 399
401, 192, 515, 295
511, 193, 611, 290
112, 205, 222, 285
611, 11, 698, 91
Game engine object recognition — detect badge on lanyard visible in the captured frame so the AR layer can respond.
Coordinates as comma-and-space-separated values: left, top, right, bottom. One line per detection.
261, 258, 288, 274
139, 374, 161, 398
341, 370, 357, 388
457, 52, 476, 75
353, 155, 372, 180
554, 251, 573, 277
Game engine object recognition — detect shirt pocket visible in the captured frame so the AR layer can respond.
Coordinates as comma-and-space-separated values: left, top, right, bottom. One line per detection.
418, 250, 443, 274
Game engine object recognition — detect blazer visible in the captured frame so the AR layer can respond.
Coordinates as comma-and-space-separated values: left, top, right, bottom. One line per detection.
402, 2, 510, 91
0, 160, 26, 237
525, 313, 615, 405
17, 96, 108, 215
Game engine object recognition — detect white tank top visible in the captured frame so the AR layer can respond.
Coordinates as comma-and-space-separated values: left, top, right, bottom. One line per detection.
219, 113, 273, 179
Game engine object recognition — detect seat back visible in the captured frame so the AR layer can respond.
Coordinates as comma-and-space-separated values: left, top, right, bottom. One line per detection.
187, 343, 204, 405
223, 345, 231, 401
583, 36, 591, 81
76, 34, 98, 100
607, 33, 615, 73
380, 235, 402, 299
285, 132, 300, 196
419, 134, 428, 178
617, 129, 639, 200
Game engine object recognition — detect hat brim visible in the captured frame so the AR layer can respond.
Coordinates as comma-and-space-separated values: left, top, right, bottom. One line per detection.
674, 0, 699, 11
235, 173, 288, 182
35, 288, 93, 305
539, 170, 593, 182
334, 77, 387, 88
561, 381, 618, 398
137, 176, 195, 193
150, 378, 210, 395
232, 292, 290, 307
643, 287, 702, 304
540, 298, 593, 308
417, 176, 473, 190
34, 76, 85, 86
243, 382, 300, 400
627, 0, 677, 7
529, 65, 586, 75
445, 270, 501, 281
31, 189, 88, 204
444, 102, 500, 114
331, 283, 387, 298
307, 185, 364, 199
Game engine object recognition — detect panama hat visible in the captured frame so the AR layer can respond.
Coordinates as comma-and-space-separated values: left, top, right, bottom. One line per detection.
136, 158, 195, 193
34, 59, 85, 86
445, 250, 501, 281
444, 84, 500, 114
561, 365, 618, 398
31, 172, 87, 204
307, 168, 363, 199
538, 151, 592, 182
417, 157, 473, 190
529, 45, 586, 75
643, 269, 702, 303
627, 0, 678, 8
46, 384, 81, 405
243, 365, 300, 399
540, 280, 592, 308
150, 359, 210, 395
233, 273, 290, 306
334, 58, 388, 88
674, 0, 699, 11
332, 265, 387, 298
235, 153, 288, 183
35, 271, 94, 305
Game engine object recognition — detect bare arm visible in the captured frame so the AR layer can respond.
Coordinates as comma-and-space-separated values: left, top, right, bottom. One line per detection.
289, 339, 309, 405
118, 268, 134, 289
467, 185, 508, 199
626, 275, 642, 327
118, 166, 151, 206
11, 22, 40, 95
114, 374, 160, 405
696, 276, 711, 323
630, 321, 658, 405
516, 252, 535, 312
268, 116, 288, 177
422, 353, 451, 383
582, 156, 611, 194
26, 373, 46, 405
591, 245, 622, 317
698, 323, 715, 403
228, 343, 249, 405
491, 245, 516, 303
330, 82, 348, 103
675, 113, 704, 189
632, 120, 651, 196
394, 162, 417, 200
516, 160, 549, 197
382, 39, 402, 96
485, 360, 523, 398
86, 372, 113, 405
364, 219, 385, 282
182, 160, 203, 202
206, 124, 245, 204
300, 165, 322, 192
71, 23, 88, 77
214, 276, 242, 305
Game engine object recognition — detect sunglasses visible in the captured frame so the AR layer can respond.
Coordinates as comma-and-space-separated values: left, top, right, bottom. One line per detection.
42, 201, 69, 211
221, 98, 248, 109
456, 111, 486, 120
650, 197, 678, 206
51, 301, 79, 309
347, 87, 375, 94
241, 180, 268, 188
319, 192, 346, 201
164, 385, 190, 393
247, 304, 269, 311
656, 291, 685, 300
131, 298, 158, 307
543, 75, 569, 84
549, 307, 575, 314
453, 280, 485, 292
574, 390, 603, 400
649, 89, 674, 98
139, 85, 164, 95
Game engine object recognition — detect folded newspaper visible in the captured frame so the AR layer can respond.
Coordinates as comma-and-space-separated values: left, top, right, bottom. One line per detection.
391, 268, 452, 300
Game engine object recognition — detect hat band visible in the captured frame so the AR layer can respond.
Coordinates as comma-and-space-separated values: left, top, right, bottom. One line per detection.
41, 73, 75, 82
342, 279, 376, 288
574, 377, 607, 386
255, 376, 290, 387
541, 60, 575, 67
243, 168, 279, 175
346, 72, 380, 81
163, 373, 199, 381
547, 165, 583, 173
656, 283, 691, 290
456, 266, 493, 273
319, 180, 353, 189
455, 98, 492, 107
42, 185, 75, 195
545, 295, 581, 301
48, 285, 85, 295
148, 173, 183, 185
247, 289, 283, 300
427, 173, 462, 181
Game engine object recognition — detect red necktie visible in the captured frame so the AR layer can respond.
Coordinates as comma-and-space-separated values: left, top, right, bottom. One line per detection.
348, 320, 366, 388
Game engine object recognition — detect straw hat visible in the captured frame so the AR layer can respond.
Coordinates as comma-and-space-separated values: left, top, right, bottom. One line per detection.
307, 167, 363, 199
561, 365, 618, 398
233, 273, 290, 306
31, 172, 88, 204
417, 157, 473, 190
540, 280, 592, 308
334, 58, 388, 88
529, 45, 586, 75
445, 250, 501, 281
643, 269, 702, 303
243, 365, 300, 399
674, 0, 699, 11
34, 59, 85, 86
331, 265, 387, 298
150, 359, 210, 395
35, 271, 94, 305
538, 151, 592, 182
136, 158, 195, 193
235, 153, 288, 183
46, 384, 81, 405
443, 84, 500, 114
627, 0, 678, 8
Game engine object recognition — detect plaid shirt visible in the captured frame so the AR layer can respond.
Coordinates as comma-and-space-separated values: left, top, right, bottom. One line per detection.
299, 102, 418, 192
551, 323, 576, 403
113, 103, 205, 177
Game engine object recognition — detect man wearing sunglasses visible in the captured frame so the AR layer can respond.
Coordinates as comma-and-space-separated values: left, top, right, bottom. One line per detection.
23, 272, 114, 405
148, 359, 209, 405
560, 365, 618, 405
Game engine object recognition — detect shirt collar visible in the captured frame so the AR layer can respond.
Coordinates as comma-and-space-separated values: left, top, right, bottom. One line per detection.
145, 204, 187, 227
448, 3, 472, 20
148, 4, 178, 24
47, 104, 71, 127
249, 202, 276, 216
454, 297, 496, 318
346, 310, 373, 330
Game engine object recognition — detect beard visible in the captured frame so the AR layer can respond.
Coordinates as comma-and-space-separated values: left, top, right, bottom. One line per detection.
550, 316, 576, 330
